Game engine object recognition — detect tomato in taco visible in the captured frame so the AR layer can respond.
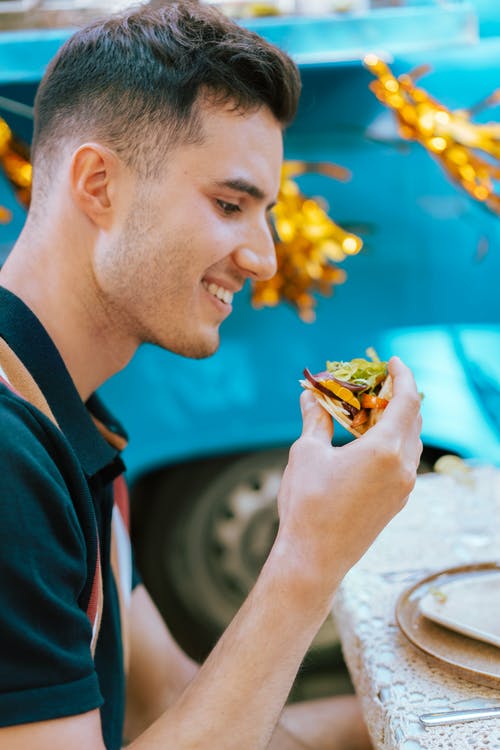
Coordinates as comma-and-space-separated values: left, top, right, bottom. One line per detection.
301, 350, 392, 438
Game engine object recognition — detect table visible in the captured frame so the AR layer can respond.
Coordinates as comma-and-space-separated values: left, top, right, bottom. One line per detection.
333, 467, 500, 750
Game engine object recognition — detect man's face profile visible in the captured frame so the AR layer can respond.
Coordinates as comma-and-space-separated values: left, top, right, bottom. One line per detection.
90, 100, 284, 359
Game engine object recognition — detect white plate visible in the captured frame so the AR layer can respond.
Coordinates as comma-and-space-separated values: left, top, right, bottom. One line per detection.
419, 570, 500, 649
396, 563, 500, 689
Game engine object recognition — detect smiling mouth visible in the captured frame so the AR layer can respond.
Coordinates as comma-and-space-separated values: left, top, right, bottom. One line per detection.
202, 280, 234, 305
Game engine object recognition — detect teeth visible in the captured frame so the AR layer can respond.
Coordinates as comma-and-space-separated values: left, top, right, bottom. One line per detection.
204, 281, 234, 305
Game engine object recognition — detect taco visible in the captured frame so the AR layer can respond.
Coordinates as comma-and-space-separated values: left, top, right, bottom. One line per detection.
301, 349, 392, 438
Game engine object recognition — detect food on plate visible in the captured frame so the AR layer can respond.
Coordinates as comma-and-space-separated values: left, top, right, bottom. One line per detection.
301, 348, 392, 437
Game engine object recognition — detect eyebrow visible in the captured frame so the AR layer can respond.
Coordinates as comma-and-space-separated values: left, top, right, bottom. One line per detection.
213, 178, 277, 210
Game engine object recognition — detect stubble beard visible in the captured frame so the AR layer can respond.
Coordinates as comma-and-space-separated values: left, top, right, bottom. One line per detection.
114, 194, 223, 360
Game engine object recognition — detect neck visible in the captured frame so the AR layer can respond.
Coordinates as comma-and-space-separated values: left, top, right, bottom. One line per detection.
0, 218, 137, 401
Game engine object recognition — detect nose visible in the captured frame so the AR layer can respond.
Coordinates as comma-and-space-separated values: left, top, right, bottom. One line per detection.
232, 224, 277, 282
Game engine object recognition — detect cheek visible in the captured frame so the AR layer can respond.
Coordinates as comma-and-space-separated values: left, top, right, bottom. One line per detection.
120, 201, 235, 297
178, 217, 235, 274
203, 221, 242, 269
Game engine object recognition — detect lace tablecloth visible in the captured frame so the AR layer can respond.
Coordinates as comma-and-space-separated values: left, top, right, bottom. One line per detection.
333, 468, 500, 750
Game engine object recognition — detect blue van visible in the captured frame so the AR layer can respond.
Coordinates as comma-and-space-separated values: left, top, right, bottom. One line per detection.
1, 0, 499, 661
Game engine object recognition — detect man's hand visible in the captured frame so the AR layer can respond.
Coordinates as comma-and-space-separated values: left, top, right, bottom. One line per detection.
273, 356, 422, 604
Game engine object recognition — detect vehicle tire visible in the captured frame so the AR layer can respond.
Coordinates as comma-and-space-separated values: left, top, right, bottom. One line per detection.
131, 449, 340, 663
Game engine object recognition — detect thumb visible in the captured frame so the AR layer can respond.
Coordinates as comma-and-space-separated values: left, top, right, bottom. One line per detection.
300, 389, 334, 443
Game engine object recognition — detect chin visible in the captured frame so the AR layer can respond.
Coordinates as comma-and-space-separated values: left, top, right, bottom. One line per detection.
155, 329, 221, 359
184, 343, 219, 360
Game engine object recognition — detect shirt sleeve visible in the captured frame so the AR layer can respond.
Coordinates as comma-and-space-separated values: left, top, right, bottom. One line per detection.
0, 394, 103, 727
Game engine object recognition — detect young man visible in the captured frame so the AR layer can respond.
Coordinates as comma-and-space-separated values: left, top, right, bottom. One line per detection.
0, 2, 422, 748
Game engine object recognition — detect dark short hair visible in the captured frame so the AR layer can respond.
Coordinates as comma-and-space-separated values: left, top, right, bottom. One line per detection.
32, 0, 301, 178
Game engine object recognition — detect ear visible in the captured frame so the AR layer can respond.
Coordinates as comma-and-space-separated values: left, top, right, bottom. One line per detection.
69, 143, 121, 229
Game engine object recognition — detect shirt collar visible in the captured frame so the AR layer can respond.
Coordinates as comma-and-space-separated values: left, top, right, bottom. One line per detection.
0, 286, 126, 480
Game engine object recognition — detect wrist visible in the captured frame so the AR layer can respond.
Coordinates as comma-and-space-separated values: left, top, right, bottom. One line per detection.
263, 531, 342, 624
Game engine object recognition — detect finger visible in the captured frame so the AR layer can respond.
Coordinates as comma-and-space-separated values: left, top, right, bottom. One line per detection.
385, 356, 421, 419
369, 358, 421, 448
388, 356, 416, 394
299, 389, 334, 443
383, 358, 423, 464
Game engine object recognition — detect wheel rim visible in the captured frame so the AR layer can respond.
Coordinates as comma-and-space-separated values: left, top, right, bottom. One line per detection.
161, 448, 339, 653
165, 450, 287, 631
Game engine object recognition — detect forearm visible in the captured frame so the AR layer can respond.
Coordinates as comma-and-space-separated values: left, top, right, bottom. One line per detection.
128, 637, 312, 750
128, 546, 332, 749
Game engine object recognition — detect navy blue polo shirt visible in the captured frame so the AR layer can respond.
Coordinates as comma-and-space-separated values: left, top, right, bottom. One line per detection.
0, 286, 133, 750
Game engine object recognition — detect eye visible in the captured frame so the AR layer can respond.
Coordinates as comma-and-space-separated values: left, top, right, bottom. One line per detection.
216, 199, 241, 216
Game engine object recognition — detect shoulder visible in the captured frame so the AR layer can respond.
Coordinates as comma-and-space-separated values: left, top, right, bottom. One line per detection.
0, 383, 80, 486
0, 385, 87, 548
0, 382, 60, 445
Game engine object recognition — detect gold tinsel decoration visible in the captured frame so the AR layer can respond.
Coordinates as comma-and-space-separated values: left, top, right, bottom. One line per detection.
0, 116, 32, 218
364, 54, 500, 214
252, 161, 363, 322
